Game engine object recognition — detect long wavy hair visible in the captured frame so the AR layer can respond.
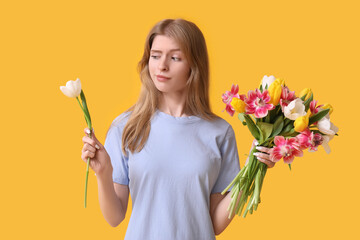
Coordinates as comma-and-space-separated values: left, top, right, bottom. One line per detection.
109, 18, 219, 157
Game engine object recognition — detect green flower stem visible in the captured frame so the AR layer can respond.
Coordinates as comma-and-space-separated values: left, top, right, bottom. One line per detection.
76, 97, 92, 208
77, 97, 91, 127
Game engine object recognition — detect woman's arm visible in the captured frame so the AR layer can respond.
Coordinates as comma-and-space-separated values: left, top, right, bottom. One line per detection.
210, 190, 242, 235
96, 169, 129, 227
210, 144, 274, 235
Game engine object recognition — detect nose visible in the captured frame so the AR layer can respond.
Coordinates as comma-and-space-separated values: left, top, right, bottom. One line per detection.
157, 56, 168, 71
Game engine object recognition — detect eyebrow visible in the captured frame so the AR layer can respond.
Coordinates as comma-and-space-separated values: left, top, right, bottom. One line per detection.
150, 49, 181, 53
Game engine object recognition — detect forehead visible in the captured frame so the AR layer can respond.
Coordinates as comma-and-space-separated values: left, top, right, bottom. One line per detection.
151, 35, 183, 52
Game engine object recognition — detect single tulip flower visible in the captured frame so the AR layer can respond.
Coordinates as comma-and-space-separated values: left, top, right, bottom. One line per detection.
244, 89, 274, 118
321, 134, 335, 154
230, 97, 246, 113
300, 88, 312, 100
321, 103, 333, 115
268, 81, 282, 106
260, 75, 276, 90
270, 136, 303, 164
294, 114, 309, 132
274, 78, 285, 86
60, 78, 81, 98
60, 78, 93, 208
317, 114, 338, 135
280, 86, 296, 110
283, 98, 307, 120
222, 84, 241, 116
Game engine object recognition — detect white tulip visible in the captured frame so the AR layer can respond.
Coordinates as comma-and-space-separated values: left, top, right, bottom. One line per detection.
60, 78, 82, 98
283, 98, 307, 120
317, 113, 339, 135
261, 75, 276, 90
321, 135, 335, 154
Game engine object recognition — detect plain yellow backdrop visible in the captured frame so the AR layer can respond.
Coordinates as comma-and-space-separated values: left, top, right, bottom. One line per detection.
1, 0, 358, 239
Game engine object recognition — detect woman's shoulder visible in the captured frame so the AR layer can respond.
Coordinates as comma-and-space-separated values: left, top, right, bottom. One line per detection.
108, 111, 132, 132
199, 114, 233, 136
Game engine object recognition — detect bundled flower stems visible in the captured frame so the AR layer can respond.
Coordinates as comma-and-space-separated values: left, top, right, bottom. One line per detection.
221, 75, 338, 218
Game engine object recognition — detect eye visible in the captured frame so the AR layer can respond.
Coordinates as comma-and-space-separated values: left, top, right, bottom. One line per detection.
172, 57, 181, 61
150, 55, 160, 59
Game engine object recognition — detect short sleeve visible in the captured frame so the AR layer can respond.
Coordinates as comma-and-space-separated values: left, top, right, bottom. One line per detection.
211, 125, 241, 194
104, 124, 129, 185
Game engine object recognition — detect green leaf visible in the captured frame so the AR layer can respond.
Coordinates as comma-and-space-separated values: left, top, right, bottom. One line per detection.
303, 93, 313, 112
309, 109, 330, 125
238, 113, 247, 126
269, 105, 280, 123
259, 84, 263, 92
280, 121, 294, 135
257, 122, 273, 143
265, 113, 271, 123
80, 90, 92, 124
270, 115, 284, 138
244, 115, 260, 141
288, 164, 292, 171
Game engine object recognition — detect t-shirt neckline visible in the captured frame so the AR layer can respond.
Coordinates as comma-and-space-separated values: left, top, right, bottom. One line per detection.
155, 109, 202, 124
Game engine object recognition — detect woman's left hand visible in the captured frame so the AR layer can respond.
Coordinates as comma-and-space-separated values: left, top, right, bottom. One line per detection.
246, 140, 275, 168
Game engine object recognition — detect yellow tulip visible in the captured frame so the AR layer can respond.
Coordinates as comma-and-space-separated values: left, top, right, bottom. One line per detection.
300, 88, 312, 100
294, 114, 309, 132
231, 97, 246, 113
321, 103, 333, 115
274, 78, 285, 86
268, 82, 282, 106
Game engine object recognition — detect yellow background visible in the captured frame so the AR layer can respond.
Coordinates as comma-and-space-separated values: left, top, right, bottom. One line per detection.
1, 0, 358, 239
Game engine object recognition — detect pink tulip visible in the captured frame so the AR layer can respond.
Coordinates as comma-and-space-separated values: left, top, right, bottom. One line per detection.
222, 84, 244, 116
221, 84, 240, 116
297, 128, 324, 152
270, 136, 303, 164
279, 86, 296, 111
244, 89, 274, 118
310, 100, 324, 115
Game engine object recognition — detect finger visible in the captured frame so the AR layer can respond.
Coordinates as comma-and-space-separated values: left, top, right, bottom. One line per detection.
255, 146, 271, 154
253, 152, 270, 160
83, 143, 96, 153
84, 150, 95, 158
84, 127, 95, 136
257, 157, 275, 168
82, 136, 100, 150
81, 150, 95, 161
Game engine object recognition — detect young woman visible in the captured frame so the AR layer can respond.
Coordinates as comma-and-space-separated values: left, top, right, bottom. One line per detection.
81, 18, 274, 240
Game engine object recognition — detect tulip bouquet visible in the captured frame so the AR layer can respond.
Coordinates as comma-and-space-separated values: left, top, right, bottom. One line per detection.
60, 78, 93, 208
221, 75, 339, 219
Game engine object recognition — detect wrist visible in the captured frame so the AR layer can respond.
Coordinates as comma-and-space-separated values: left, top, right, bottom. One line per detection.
95, 166, 113, 182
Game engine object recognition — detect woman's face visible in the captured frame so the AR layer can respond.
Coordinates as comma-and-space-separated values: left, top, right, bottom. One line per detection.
148, 35, 191, 96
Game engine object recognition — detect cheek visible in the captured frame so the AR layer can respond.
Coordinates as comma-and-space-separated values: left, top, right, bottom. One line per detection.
148, 62, 156, 77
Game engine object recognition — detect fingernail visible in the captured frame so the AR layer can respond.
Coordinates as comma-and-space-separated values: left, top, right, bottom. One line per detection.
256, 146, 262, 151
253, 152, 259, 156
86, 129, 90, 134
255, 141, 259, 146
95, 144, 100, 150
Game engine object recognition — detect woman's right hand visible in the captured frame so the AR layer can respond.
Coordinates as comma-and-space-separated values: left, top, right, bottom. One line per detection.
81, 127, 113, 177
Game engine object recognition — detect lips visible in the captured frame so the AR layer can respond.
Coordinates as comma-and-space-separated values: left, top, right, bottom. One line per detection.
156, 75, 170, 82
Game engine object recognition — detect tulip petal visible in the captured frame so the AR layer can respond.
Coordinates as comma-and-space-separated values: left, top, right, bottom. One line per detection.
60, 86, 75, 98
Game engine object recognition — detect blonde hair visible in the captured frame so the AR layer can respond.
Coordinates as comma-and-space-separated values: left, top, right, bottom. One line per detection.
108, 18, 219, 157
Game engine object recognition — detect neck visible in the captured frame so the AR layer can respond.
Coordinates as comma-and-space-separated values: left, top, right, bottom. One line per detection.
157, 91, 189, 117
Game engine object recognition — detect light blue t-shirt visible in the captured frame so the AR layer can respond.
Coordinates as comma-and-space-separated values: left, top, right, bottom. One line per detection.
104, 109, 240, 240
